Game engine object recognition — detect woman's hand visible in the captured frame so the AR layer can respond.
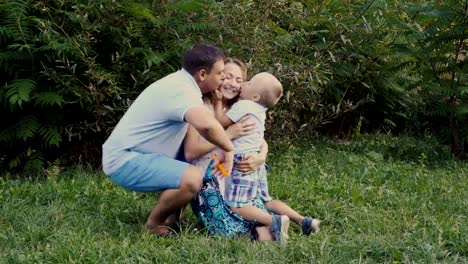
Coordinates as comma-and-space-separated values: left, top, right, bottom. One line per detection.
236, 152, 266, 175
226, 116, 256, 139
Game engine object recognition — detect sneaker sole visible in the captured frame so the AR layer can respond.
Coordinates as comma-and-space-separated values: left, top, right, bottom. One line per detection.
311, 219, 321, 233
280, 215, 290, 244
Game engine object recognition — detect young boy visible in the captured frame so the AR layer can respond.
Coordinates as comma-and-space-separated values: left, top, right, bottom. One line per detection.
214, 72, 320, 242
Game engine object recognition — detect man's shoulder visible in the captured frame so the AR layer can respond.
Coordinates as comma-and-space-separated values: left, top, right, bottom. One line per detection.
152, 70, 192, 87
144, 71, 200, 96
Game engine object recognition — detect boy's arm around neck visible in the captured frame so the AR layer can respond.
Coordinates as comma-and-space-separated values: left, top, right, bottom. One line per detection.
213, 99, 234, 128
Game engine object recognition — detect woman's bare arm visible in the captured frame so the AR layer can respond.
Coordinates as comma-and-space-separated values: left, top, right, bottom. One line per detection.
236, 139, 268, 174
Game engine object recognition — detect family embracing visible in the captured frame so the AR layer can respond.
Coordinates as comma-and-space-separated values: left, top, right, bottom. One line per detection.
102, 44, 320, 242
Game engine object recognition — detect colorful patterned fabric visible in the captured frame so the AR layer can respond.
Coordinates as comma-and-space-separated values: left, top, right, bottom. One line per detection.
191, 159, 256, 237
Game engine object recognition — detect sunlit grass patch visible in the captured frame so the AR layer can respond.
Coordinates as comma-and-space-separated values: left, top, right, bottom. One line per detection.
1, 135, 466, 263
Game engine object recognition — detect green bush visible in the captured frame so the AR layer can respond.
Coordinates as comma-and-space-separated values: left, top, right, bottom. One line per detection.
0, 0, 220, 172
1, 0, 465, 172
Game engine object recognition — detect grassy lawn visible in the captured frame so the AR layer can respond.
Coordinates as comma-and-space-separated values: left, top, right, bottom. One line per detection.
1, 135, 467, 263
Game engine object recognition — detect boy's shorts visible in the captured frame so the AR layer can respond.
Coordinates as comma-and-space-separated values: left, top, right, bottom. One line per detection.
257, 163, 273, 202
108, 152, 189, 192
225, 154, 272, 208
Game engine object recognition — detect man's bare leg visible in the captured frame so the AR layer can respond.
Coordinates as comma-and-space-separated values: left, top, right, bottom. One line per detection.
163, 206, 184, 226
145, 165, 202, 235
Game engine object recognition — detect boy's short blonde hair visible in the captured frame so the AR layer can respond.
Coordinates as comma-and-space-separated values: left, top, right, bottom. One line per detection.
261, 83, 283, 107
254, 72, 283, 108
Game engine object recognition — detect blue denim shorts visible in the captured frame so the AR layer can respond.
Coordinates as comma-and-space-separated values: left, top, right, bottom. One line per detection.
108, 152, 189, 192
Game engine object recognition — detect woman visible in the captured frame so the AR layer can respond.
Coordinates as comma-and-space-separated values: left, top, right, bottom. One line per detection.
184, 58, 272, 240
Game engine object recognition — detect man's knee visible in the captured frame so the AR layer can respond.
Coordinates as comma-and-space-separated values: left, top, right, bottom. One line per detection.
179, 165, 203, 192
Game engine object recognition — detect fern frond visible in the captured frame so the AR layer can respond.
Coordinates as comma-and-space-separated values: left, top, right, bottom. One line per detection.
0, 26, 13, 44
167, 1, 205, 12
1, 0, 34, 43
126, 2, 161, 24
33, 92, 64, 107
24, 156, 45, 172
0, 125, 16, 143
45, 158, 61, 177
38, 125, 62, 147
7, 43, 33, 52
144, 49, 166, 68
458, 86, 468, 96
15, 115, 39, 141
23, 148, 45, 172
8, 152, 24, 169
36, 38, 79, 57
455, 105, 468, 117
383, 118, 397, 128
5, 79, 36, 107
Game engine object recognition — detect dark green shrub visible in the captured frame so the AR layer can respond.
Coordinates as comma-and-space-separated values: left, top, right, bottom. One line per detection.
0, 0, 220, 172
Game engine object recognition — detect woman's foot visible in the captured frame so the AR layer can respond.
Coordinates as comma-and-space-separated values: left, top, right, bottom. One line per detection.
301, 217, 320, 235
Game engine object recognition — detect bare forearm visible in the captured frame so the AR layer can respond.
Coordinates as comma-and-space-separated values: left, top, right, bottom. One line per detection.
201, 124, 233, 152
213, 101, 233, 128
185, 107, 233, 153
185, 140, 217, 161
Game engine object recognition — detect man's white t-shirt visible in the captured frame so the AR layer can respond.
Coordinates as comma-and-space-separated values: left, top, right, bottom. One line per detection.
102, 69, 203, 175
226, 100, 267, 154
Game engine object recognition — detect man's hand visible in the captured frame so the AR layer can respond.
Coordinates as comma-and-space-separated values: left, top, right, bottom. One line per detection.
223, 151, 234, 176
212, 151, 234, 177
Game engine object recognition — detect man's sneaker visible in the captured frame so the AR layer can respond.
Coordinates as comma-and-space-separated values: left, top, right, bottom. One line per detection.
270, 215, 290, 243
301, 216, 320, 235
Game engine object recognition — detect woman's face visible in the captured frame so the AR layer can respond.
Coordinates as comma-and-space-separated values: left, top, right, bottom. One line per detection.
220, 62, 244, 100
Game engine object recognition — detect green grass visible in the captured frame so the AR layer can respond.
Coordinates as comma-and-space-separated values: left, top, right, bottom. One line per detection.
1, 135, 467, 263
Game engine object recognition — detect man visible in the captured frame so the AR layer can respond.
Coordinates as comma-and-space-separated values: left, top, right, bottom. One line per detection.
102, 44, 234, 236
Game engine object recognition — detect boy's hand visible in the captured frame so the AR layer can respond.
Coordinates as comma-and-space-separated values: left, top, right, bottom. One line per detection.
211, 89, 223, 102
226, 116, 256, 139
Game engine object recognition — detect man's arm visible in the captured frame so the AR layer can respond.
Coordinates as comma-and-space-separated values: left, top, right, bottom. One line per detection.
185, 106, 234, 175
184, 125, 217, 162
184, 106, 233, 153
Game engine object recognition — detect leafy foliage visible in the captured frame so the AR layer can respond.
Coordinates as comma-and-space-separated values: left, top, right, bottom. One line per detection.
402, 0, 468, 156
1, 0, 467, 172
0, 0, 221, 172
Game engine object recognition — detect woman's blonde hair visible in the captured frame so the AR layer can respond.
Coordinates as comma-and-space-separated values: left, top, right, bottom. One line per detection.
203, 57, 248, 109
224, 57, 248, 81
